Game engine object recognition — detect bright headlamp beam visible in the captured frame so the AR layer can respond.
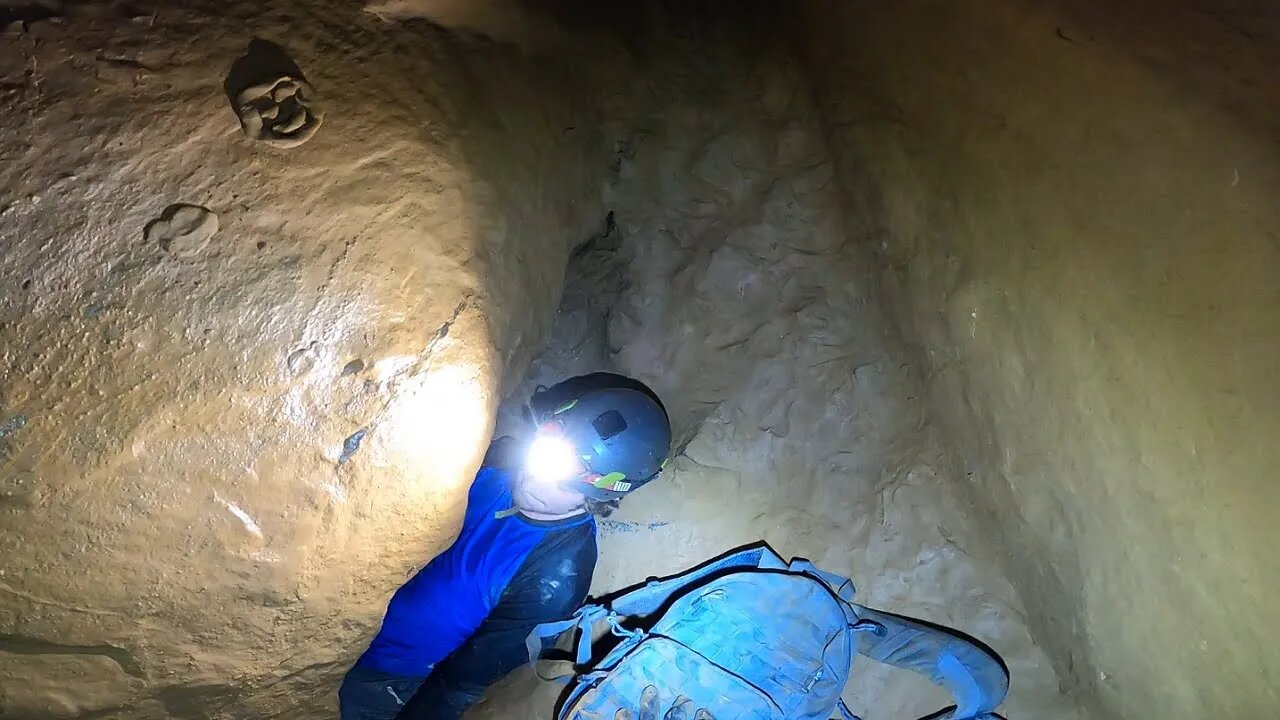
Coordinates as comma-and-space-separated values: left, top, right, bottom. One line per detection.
525, 434, 580, 486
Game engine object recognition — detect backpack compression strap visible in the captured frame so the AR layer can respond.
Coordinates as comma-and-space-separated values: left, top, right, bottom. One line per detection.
608, 545, 791, 616
525, 545, 792, 678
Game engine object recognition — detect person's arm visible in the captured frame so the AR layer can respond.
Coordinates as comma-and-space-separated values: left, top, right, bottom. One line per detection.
397, 522, 597, 720
482, 435, 522, 471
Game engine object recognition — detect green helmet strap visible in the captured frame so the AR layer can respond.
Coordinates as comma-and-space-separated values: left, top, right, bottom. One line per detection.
591, 471, 629, 490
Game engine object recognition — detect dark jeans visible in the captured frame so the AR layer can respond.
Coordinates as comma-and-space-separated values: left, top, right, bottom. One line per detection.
338, 665, 428, 720
397, 671, 488, 720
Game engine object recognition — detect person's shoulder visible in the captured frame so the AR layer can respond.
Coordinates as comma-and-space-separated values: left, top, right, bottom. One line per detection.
469, 464, 514, 503
547, 518, 598, 562
474, 464, 515, 483
481, 435, 522, 470
519, 523, 596, 610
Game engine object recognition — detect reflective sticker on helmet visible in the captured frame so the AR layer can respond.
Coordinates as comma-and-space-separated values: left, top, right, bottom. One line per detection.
553, 399, 579, 415
614, 481, 632, 492
592, 471, 627, 489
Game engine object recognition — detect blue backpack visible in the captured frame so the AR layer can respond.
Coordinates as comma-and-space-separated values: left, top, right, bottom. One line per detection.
527, 546, 1009, 720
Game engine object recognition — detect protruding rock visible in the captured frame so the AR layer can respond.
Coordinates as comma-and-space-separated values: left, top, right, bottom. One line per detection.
234, 76, 323, 149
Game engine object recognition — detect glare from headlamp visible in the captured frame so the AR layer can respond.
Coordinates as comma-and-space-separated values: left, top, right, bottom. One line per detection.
524, 433, 581, 486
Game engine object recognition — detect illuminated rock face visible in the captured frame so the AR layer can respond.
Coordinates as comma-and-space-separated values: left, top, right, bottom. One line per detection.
0, 4, 612, 717
3, 2, 1278, 720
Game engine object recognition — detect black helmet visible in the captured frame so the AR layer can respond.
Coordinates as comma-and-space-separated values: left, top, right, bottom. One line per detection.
529, 373, 672, 500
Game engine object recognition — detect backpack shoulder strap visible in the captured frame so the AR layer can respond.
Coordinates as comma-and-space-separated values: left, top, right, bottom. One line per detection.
849, 604, 1009, 720
525, 604, 610, 679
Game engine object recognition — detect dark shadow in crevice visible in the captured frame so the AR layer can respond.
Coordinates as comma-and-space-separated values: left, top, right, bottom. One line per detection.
222, 37, 306, 109
0, 632, 143, 677
0, 2, 62, 26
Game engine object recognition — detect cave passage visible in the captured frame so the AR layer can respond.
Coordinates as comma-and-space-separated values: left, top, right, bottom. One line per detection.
0, 1, 1277, 719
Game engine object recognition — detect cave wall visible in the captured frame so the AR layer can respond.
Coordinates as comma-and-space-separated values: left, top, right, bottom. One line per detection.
0, 2, 620, 716
477, 9, 1076, 720
796, 0, 1280, 717
6, 0, 1273, 718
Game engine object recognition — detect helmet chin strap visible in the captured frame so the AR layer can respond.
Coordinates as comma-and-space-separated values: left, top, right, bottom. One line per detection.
503, 505, 589, 522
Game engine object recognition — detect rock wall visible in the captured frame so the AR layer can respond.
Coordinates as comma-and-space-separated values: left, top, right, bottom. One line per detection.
796, 0, 1280, 717
0, 2, 618, 716
478, 8, 1076, 720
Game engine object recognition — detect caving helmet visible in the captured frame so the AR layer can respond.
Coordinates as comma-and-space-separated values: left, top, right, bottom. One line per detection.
525, 372, 672, 501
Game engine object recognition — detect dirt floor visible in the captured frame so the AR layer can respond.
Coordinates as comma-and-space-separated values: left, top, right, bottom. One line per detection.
2, 1, 1277, 719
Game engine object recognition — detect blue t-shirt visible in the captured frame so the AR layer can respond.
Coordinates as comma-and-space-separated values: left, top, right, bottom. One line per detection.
358, 466, 596, 678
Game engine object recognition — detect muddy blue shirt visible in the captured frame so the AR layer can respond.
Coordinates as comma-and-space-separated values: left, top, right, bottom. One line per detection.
357, 465, 597, 684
